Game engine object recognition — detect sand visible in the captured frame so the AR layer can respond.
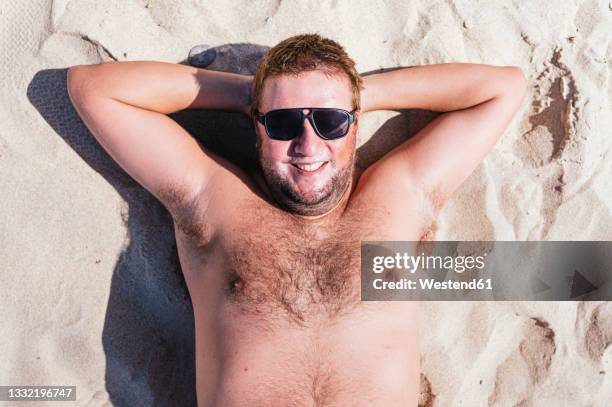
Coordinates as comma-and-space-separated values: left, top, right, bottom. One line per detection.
1, 0, 610, 406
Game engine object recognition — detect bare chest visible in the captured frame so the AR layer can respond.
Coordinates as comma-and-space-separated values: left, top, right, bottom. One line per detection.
175, 180, 426, 323
218, 202, 384, 323
223, 218, 352, 322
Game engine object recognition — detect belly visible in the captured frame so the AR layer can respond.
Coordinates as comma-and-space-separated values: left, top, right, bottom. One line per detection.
194, 300, 419, 407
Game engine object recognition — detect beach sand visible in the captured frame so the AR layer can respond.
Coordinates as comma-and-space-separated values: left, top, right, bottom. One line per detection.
1, 0, 610, 405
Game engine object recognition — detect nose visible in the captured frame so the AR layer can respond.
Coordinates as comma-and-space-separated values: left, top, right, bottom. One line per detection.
291, 114, 325, 157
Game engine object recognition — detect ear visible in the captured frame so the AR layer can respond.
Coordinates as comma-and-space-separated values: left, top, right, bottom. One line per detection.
354, 111, 362, 145
255, 132, 261, 150
253, 119, 263, 143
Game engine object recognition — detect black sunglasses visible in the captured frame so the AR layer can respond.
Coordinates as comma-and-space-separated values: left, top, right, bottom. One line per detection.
254, 107, 356, 141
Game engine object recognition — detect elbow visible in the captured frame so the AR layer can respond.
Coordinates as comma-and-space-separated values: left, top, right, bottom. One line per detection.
67, 64, 107, 102
496, 66, 528, 105
66, 65, 92, 102
67, 65, 86, 104
506, 66, 528, 96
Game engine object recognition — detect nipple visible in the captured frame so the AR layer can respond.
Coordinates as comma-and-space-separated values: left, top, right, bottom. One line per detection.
229, 276, 244, 293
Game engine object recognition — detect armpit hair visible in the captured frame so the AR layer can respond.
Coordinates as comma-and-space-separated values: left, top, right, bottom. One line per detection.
415, 183, 446, 241
159, 185, 213, 246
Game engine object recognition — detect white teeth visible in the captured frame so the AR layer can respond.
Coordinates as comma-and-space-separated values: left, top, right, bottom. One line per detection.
294, 162, 325, 171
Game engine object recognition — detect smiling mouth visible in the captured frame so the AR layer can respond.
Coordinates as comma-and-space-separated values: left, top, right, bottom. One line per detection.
290, 161, 328, 172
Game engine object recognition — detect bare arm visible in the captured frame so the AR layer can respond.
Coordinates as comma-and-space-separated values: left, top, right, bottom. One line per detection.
67, 61, 253, 213
360, 63, 527, 215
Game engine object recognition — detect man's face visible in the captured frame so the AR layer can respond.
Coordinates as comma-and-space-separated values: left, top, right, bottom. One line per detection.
255, 70, 360, 217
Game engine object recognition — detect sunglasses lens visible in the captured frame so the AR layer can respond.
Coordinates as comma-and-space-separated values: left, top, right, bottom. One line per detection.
266, 110, 303, 140
313, 110, 350, 139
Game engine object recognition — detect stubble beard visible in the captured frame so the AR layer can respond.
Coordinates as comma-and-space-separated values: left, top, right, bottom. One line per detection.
258, 148, 356, 217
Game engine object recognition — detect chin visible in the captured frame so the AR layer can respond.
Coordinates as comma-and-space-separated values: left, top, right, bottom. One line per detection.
259, 156, 355, 216
293, 189, 332, 206
282, 180, 333, 204
282, 175, 352, 216
291, 180, 332, 200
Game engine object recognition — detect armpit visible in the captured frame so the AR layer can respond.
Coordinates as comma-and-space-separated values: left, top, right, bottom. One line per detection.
418, 221, 438, 242
415, 185, 445, 241
161, 186, 214, 246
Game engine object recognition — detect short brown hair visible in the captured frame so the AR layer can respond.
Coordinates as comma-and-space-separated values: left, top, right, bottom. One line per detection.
251, 34, 363, 118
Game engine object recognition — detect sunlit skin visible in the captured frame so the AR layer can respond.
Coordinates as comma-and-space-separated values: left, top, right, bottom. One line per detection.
67, 55, 526, 406
254, 71, 360, 217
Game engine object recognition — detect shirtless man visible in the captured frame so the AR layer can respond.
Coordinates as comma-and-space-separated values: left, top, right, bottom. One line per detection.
67, 34, 526, 406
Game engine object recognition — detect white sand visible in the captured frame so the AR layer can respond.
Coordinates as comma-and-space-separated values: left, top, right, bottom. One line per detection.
1, 1, 610, 406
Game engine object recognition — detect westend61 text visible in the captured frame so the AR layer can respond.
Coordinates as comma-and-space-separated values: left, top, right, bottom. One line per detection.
373, 278, 493, 290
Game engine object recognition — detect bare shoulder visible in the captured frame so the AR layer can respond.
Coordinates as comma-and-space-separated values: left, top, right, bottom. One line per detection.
165, 152, 265, 247
352, 159, 440, 239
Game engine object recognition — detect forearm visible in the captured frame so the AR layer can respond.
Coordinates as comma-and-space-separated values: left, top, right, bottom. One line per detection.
67, 61, 252, 115
361, 63, 524, 113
